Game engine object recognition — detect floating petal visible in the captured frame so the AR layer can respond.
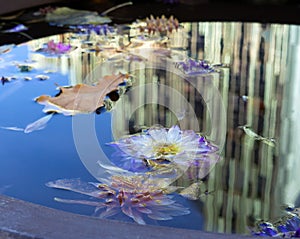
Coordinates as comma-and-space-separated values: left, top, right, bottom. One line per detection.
24, 113, 53, 133
0, 126, 24, 132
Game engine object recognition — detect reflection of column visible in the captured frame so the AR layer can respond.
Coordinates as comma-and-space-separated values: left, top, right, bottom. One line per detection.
278, 25, 300, 205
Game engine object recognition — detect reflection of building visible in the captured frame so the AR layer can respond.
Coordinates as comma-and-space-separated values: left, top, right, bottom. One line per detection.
111, 22, 289, 234
201, 23, 289, 233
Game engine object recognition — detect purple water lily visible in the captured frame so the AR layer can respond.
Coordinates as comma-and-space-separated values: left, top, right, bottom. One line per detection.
252, 206, 300, 238
46, 175, 190, 225
74, 24, 114, 36
44, 40, 72, 54
175, 58, 216, 75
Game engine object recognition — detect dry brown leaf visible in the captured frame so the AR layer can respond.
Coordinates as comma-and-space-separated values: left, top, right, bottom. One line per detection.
36, 73, 130, 116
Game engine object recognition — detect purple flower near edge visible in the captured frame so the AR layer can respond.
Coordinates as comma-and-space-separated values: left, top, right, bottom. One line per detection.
74, 24, 114, 36
44, 40, 72, 54
176, 58, 216, 75
251, 207, 300, 238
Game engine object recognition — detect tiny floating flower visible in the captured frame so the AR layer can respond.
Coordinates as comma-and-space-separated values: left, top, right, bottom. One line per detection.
140, 15, 180, 34
74, 24, 114, 36
251, 206, 300, 237
41, 40, 72, 54
46, 175, 190, 224
175, 58, 216, 75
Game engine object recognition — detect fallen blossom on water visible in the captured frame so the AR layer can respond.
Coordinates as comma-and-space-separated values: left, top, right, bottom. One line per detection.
175, 58, 216, 75
140, 15, 180, 34
251, 206, 300, 238
74, 24, 115, 36
43, 40, 72, 54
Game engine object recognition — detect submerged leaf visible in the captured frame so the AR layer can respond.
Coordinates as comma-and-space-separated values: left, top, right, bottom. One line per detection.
36, 73, 131, 116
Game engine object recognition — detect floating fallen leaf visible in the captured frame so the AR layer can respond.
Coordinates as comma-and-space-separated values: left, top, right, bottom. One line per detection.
24, 77, 32, 81
17, 64, 33, 72
36, 73, 131, 116
179, 181, 213, 200
24, 114, 54, 133
179, 182, 203, 200
35, 75, 50, 81
1, 76, 10, 85
238, 125, 276, 147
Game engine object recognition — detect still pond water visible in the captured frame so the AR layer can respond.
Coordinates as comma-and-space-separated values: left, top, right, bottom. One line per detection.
0, 21, 300, 237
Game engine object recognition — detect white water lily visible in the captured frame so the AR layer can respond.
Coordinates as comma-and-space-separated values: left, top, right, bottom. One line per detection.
110, 125, 217, 162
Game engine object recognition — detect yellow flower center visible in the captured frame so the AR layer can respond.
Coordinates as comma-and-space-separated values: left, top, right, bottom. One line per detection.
155, 144, 180, 156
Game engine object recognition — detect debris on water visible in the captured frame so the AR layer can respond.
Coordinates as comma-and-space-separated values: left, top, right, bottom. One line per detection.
17, 64, 33, 72
1, 76, 10, 85
0, 44, 14, 54
2, 24, 28, 33
238, 125, 276, 147
24, 77, 32, 81
35, 75, 50, 81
